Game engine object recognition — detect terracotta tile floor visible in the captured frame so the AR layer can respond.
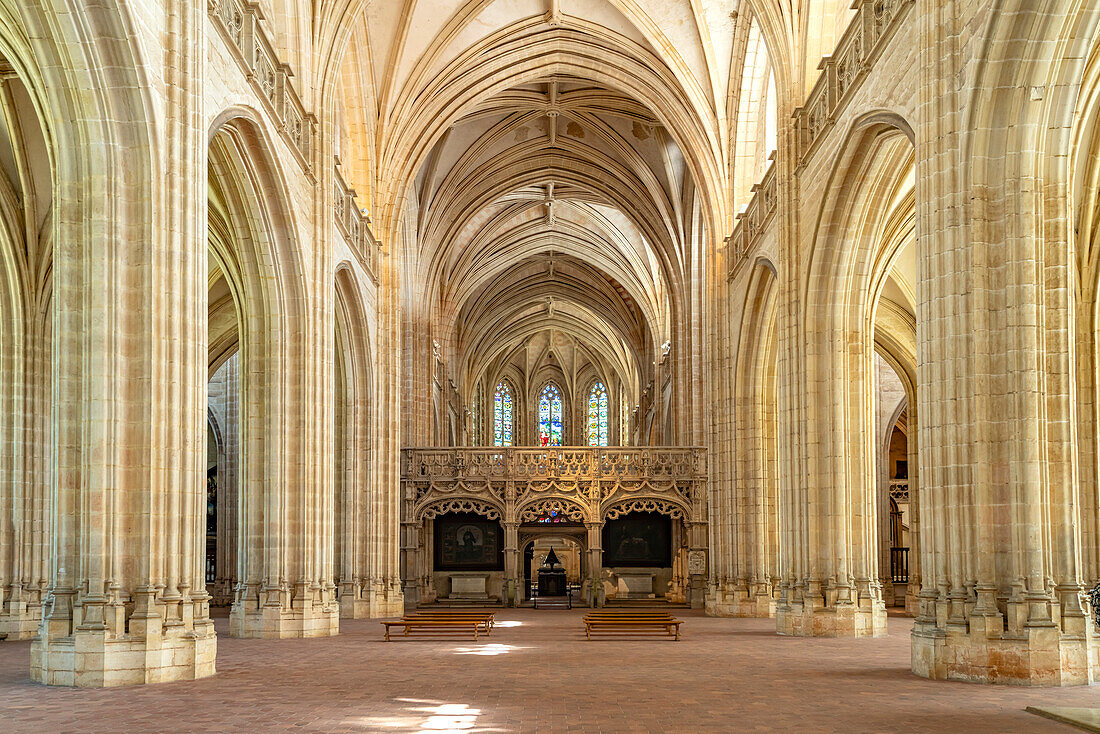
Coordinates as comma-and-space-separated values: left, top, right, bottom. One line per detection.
1, 609, 1097, 733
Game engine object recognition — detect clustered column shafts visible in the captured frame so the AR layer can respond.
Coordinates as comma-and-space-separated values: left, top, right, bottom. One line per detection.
30, 0, 217, 686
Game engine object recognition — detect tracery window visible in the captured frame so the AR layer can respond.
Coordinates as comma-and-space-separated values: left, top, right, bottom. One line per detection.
587, 381, 609, 446
537, 383, 563, 446
493, 381, 514, 446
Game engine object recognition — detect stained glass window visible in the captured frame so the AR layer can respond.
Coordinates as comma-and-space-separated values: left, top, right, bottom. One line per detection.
587, 381, 609, 446
493, 381, 513, 446
537, 383, 563, 446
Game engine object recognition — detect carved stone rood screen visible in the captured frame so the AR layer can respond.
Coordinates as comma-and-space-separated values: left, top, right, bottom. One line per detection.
400, 447, 709, 607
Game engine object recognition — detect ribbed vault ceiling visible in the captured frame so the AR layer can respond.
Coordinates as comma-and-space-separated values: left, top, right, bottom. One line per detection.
416, 73, 683, 399
328, 0, 858, 438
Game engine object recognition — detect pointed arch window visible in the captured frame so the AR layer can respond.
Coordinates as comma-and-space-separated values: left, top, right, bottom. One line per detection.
493, 381, 514, 446
586, 381, 609, 446
537, 383, 564, 446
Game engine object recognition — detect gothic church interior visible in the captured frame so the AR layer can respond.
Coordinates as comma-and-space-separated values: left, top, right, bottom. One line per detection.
1, 0, 1100, 731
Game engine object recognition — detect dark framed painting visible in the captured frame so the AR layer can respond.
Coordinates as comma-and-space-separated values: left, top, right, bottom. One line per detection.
434, 512, 504, 571
602, 512, 671, 567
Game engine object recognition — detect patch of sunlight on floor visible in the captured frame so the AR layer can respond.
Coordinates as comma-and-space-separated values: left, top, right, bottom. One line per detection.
354, 700, 504, 733
415, 703, 481, 732
452, 643, 524, 656
492, 620, 522, 628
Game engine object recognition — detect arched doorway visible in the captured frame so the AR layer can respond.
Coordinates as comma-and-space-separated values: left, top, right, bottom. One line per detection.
520, 531, 587, 603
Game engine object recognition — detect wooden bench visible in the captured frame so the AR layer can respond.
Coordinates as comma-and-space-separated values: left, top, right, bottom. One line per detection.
405, 610, 495, 634
382, 618, 484, 641
583, 611, 682, 640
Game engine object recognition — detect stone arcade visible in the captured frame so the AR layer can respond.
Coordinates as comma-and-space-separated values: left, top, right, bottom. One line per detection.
0, 0, 1099, 728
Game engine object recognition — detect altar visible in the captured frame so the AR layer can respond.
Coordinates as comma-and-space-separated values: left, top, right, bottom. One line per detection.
615, 572, 656, 599
448, 573, 490, 600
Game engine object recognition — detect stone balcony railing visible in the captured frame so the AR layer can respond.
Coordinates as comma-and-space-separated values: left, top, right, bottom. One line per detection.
402, 446, 708, 526
727, 158, 777, 278
404, 446, 707, 482
208, 0, 317, 173
889, 479, 909, 502
793, 0, 914, 166
334, 166, 379, 282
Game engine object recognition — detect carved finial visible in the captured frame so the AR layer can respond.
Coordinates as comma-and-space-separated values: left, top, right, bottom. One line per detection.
544, 182, 557, 225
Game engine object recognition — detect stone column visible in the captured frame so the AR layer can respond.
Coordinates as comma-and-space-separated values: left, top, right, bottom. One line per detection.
772, 48, 886, 639
909, 0, 1099, 685
502, 521, 520, 607
32, 0, 216, 686
686, 522, 708, 610
366, 227, 405, 619
585, 522, 604, 607
0, 262, 50, 641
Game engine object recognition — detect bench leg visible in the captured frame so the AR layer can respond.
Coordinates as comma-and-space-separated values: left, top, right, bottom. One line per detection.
385, 628, 391, 642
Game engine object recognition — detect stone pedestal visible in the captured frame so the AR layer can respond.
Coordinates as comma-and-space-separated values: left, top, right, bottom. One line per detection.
776, 585, 887, 638
616, 573, 655, 599
32, 624, 217, 687
32, 592, 217, 688
449, 574, 490, 600
0, 589, 45, 640
230, 583, 340, 638
911, 597, 1100, 686
369, 579, 406, 618
706, 581, 776, 618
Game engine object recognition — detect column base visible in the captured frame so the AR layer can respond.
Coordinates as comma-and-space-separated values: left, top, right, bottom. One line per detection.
912, 616, 1100, 686
230, 585, 340, 638
368, 579, 405, 618
776, 598, 887, 637
209, 578, 236, 607
0, 606, 43, 640
706, 582, 776, 618
338, 596, 371, 619
30, 623, 216, 687
335, 582, 404, 618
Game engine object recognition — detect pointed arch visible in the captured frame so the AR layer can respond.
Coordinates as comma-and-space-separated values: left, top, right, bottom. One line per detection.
537, 381, 565, 446
586, 381, 610, 446
493, 379, 515, 447
334, 264, 374, 617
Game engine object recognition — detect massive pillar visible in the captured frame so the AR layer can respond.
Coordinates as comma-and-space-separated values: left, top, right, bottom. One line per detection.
0, 224, 50, 641
910, 0, 1100, 685
773, 86, 887, 641
32, 0, 216, 686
